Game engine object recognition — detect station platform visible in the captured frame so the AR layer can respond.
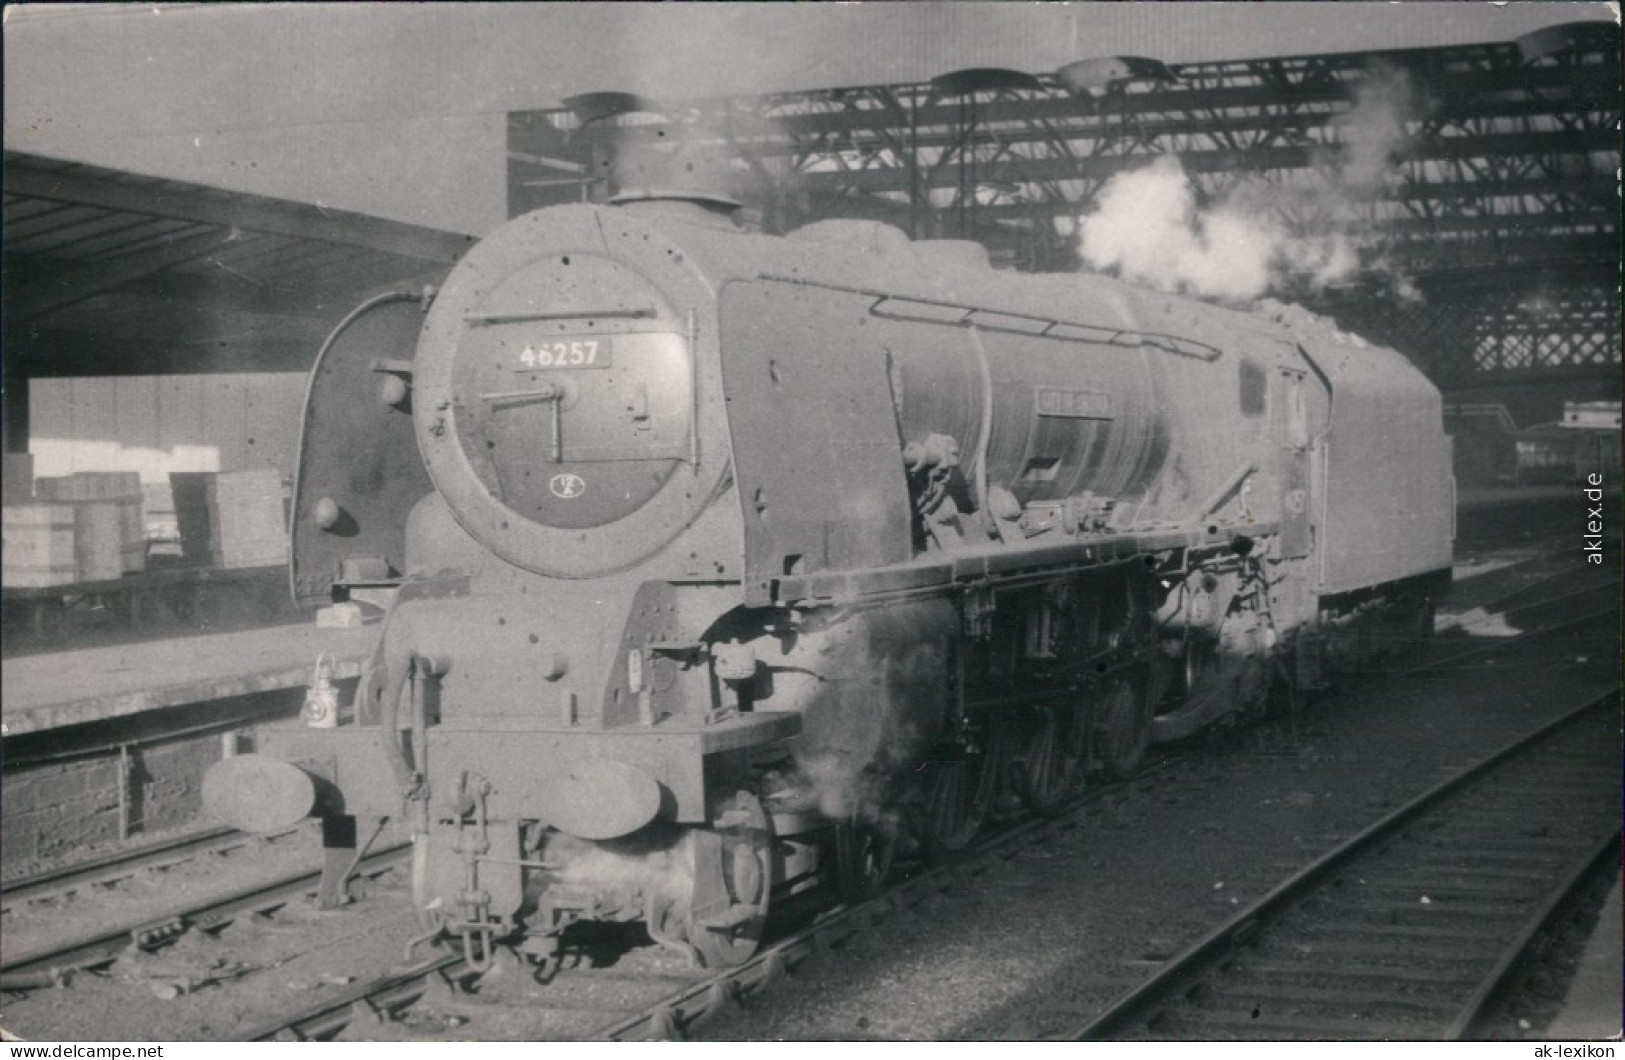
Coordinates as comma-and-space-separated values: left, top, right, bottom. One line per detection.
0, 622, 375, 737
0, 485, 1605, 741
1546, 877, 1623, 1040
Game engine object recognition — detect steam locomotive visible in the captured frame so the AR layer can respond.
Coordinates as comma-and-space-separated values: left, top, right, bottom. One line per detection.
203, 175, 1453, 972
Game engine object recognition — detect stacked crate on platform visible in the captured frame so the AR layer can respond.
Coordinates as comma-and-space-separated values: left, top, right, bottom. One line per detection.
168, 472, 215, 565
211, 470, 289, 568
2, 504, 77, 587
72, 502, 126, 581
169, 470, 288, 568
3, 453, 35, 502
142, 480, 179, 543
34, 472, 146, 575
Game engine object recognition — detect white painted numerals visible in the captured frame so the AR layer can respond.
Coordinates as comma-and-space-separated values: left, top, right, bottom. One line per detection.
518, 340, 603, 369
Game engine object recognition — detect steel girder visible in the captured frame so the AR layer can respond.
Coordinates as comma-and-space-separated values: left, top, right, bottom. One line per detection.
509, 25, 1619, 380
1316, 269, 1619, 386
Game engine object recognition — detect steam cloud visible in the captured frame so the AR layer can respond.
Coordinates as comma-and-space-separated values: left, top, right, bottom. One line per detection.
1078, 66, 1420, 302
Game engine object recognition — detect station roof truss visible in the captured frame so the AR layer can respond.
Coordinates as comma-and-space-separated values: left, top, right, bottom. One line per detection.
3, 151, 473, 381
509, 22, 1620, 386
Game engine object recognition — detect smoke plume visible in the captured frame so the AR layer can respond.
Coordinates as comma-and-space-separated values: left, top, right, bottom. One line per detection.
1332, 64, 1419, 192
1078, 65, 1421, 302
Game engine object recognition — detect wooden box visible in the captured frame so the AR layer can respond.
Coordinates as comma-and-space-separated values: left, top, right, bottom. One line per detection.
169, 470, 288, 569
2, 454, 35, 503
209, 470, 288, 568
37, 473, 145, 573
71, 501, 126, 582
168, 471, 216, 565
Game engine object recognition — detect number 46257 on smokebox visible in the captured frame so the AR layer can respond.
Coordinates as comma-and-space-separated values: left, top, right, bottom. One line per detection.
514, 338, 611, 370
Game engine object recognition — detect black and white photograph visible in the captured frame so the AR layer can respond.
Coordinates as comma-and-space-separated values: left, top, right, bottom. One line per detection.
1, 1, 1620, 1046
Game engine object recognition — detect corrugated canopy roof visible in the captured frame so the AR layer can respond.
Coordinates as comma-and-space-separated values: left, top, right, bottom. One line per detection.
3, 151, 473, 377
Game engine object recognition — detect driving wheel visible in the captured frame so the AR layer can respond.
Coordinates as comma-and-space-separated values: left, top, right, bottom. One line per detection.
917, 723, 1005, 857
1096, 673, 1150, 780
834, 815, 897, 903
1013, 704, 1083, 814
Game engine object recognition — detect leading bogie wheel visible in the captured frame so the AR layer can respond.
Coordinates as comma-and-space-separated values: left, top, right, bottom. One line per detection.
687, 793, 775, 970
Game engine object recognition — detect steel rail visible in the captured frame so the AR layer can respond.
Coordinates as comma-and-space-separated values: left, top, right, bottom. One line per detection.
2, 826, 241, 908
1391, 602, 1620, 681
1066, 685, 1620, 1040
243, 757, 1184, 1043
1469, 573, 1620, 619
0, 842, 410, 980
245, 953, 465, 1042
595, 609, 1623, 1041
591, 793, 1119, 1041
1445, 831, 1622, 1040
149, 595, 1625, 1041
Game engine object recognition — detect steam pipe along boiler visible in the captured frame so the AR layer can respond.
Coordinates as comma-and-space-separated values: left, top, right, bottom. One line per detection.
202, 175, 1454, 971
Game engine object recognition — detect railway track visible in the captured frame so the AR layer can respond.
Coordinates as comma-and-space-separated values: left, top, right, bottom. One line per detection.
594, 799, 1131, 1041
1067, 687, 1621, 1041
1471, 574, 1616, 619
0, 841, 410, 987
7, 589, 1611, 1039
1438, 551, 1611, 623
0, 564, 1585, 919
3, 826, 263, 912
229, 596, 1622, 1042
1403, 600, 1618, 680
244, 754, 1186, 1041
1438, 582, 1619, 643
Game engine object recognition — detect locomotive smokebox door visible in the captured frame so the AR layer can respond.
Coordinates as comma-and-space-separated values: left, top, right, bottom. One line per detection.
719, 282, 913, 606
292, 292, 439, 608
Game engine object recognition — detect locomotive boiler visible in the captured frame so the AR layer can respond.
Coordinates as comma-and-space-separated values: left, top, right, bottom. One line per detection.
203, 178, 1454, 971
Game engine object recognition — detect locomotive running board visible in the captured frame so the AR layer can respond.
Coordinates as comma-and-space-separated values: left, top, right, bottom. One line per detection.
770, 522, 1279, 607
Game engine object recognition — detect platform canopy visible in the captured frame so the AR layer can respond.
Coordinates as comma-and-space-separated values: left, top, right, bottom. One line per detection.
3, 151, 473, 383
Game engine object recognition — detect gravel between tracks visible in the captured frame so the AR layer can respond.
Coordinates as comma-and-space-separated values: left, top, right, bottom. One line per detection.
699, 574, 1620, 1040
0, 832, 414, 1041
1, 547, 1612, 1041
2, 826, 336, 961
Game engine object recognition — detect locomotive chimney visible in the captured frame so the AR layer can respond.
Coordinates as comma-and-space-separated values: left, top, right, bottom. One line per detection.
609, 139, 741, 229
